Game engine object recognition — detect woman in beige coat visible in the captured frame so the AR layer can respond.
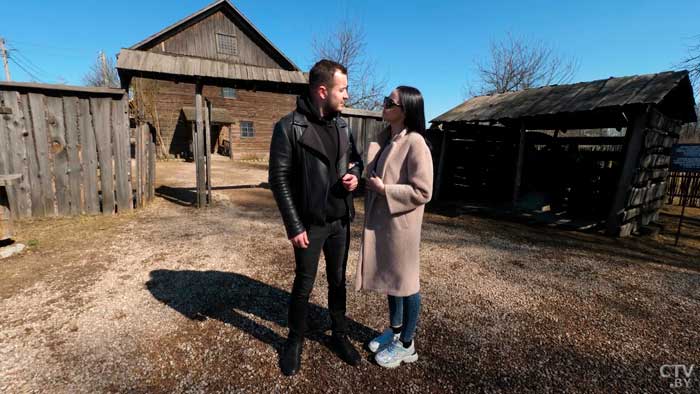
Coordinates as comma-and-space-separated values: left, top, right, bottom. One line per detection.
355, 86, 433, 368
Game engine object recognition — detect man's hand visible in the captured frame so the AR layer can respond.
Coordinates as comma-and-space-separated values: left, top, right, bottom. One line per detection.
341, 173, 358, 192
289, 231, 309, 248
367, 174, 386, 195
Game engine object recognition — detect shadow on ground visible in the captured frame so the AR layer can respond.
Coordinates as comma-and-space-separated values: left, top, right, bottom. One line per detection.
145, 270, 379, 358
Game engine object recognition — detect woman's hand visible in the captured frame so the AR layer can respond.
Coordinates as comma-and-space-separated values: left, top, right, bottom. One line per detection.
367, 174, 386, 195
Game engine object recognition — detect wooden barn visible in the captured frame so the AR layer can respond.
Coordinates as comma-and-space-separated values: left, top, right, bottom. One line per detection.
429, 70, 697, 237
116, 0, 308, 160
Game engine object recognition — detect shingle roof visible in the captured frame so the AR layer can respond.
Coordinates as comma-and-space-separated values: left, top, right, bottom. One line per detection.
432, 71, 697, 127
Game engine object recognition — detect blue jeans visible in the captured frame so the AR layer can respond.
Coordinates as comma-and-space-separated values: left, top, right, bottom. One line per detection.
388, 292, 421, 342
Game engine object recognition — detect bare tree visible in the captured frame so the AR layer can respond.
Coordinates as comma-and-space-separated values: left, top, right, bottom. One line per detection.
678, 34, 700, 97
129, 77, 168, 158
82, 51, 120, 88
469, 34, 579, 96
312, 20, 386, 110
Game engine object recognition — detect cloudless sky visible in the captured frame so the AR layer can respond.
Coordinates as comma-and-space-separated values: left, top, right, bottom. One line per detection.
2, 0, 699, 121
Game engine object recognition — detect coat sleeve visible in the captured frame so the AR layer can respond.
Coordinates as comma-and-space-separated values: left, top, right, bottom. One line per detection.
384, 137, 433, 215
268, 120, 305, 238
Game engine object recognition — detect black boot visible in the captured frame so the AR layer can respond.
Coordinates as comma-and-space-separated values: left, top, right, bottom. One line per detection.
280, 337, 304, 376
331, 333, 361, 366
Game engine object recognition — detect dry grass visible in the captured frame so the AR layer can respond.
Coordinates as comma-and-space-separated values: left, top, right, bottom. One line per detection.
1, 155, 699, 393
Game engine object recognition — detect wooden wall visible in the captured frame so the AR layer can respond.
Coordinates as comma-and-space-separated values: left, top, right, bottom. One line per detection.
137, 78, 296, 158
616, 108, 682, 236
343, 114, 387, 173
0, 86, 155, 219
145, 11, 285, 70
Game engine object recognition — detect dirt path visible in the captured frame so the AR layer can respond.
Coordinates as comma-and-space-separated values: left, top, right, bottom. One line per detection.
1, 157, 699, 393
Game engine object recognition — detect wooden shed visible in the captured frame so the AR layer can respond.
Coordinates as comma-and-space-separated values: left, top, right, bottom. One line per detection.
430, 70, 697, 237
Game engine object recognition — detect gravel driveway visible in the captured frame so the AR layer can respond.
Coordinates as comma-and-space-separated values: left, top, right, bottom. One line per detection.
1, 157, 698, 393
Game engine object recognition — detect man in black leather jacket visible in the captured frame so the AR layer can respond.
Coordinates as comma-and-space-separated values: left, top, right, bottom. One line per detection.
269, 59, 364, 376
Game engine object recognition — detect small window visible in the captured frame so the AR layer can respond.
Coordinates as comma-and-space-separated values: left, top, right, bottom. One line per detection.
240, 121, 255, 138
222, 87, 237, 99
216, 33, 238, 56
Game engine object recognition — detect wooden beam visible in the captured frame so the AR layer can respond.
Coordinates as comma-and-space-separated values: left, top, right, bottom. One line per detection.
434, 130, 449, 201
606, 107, 649, 236
204, 99, 212, 205
194, 81, 205, 208
228, 124, 233, 160
512, 123, 526, 207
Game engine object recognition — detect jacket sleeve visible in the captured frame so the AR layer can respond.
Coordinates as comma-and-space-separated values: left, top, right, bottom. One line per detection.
268, 120, 305, 238
347, 128, 364, 180
384, 136, 433, 215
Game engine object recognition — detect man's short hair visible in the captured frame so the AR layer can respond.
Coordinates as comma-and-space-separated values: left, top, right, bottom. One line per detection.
309, 59, 347, 91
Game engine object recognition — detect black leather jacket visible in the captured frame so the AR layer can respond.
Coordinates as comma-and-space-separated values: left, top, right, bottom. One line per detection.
268, 105, 364, 238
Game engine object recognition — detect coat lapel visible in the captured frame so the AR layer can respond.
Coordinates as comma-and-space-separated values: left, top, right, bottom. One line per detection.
298, 121, 329, 164
379, 130, 407, 180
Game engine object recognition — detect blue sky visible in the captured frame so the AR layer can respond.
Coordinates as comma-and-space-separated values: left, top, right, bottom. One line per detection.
2, 0, 699, 121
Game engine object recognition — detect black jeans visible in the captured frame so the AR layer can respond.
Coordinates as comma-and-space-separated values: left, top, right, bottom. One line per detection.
288, 218, 350, 340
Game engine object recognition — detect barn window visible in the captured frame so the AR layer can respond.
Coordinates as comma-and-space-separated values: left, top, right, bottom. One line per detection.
216, 33, 238, 56
222, 87, 237, 99
240, 121, 255, 138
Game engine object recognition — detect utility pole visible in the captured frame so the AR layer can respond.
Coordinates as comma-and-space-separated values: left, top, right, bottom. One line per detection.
100, 51, 108, 87
0, 37, 11, 81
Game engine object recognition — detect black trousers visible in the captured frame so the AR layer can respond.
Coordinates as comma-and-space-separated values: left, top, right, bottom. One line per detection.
288, 218, 350, 340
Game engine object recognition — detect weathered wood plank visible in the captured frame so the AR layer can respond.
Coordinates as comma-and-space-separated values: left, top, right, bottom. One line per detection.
135, 123, 144, 208
195, 83, 205, 207
607, 109, 648, 235
19, 93, 43, 217
205, 100, 212, 204
46, 96, 71, 215
27, 93, 55, 216
0, 105, 16, 219
111, 98, 132, 213
63, 96, 83, 215
90, 98, 115, 214
79, 99, 100, 214
1, 90, 32, 218
148, 138, 155, 201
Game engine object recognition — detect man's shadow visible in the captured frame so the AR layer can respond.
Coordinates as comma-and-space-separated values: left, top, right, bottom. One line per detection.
146, 270, 379, 358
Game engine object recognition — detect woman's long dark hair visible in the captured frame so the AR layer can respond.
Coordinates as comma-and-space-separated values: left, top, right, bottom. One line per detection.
396, 85, 426, 137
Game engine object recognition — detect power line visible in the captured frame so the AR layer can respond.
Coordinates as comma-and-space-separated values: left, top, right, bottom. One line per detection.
8, 56, 43, 82
6, 48, 54, 79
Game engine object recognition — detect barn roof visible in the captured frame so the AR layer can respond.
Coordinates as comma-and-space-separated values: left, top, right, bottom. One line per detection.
128, 0, 299, 71
116, 49, 308, 88
432, 71, 697, 129
0, 81, 126, 97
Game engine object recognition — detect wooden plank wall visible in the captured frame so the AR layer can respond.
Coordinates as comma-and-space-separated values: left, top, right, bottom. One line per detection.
132, 123, 157, 209
146, 11, 284, 69
615, 107, 682, 236
667, 172, 700, 207
0, 87, 156, 219
342, 114, 386, 175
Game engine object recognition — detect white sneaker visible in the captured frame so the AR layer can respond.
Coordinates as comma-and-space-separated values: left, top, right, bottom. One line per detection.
375, 340, 418, 368
368, 328, 399, 353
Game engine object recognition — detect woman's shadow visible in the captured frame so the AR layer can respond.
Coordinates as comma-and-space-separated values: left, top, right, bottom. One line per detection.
146, 269, 379, 360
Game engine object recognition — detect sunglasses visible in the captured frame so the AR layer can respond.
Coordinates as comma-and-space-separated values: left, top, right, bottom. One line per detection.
383, 96, 402, 109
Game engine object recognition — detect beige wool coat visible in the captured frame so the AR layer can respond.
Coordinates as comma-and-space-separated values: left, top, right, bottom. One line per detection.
355, 129, 433, 297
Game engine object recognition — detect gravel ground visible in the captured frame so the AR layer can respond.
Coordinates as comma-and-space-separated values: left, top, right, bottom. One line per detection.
1, 155, 699, 393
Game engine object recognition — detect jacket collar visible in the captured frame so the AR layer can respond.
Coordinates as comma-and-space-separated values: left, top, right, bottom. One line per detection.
293, 98, 350, 164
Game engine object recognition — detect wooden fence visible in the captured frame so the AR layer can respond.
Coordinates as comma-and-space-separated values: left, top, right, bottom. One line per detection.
342, 108, 386, 170
666, 172, 700, 207
0, 82, 155, 219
